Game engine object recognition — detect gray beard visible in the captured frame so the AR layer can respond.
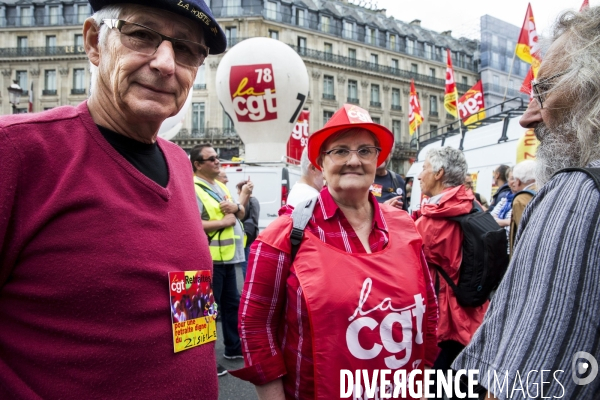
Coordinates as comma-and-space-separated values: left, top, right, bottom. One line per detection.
533, 122, 582, 186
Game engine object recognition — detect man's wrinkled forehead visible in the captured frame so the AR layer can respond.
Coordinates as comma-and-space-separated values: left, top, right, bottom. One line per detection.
537, 33, 570, 80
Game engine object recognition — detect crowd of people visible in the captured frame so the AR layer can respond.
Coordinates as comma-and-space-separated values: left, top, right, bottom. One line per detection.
0, 0, 599, 399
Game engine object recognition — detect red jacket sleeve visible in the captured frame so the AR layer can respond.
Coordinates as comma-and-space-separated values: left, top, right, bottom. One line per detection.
420, 249, 440, 368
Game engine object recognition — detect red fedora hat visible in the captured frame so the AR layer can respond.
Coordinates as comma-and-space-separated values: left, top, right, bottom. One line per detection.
307, 104, 394, 170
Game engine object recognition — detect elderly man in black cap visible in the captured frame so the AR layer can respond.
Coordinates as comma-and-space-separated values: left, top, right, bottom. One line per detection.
0, 1, 226, 398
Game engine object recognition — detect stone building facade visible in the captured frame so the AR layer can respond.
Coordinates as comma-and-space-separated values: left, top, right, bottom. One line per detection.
0, 0, 480, 174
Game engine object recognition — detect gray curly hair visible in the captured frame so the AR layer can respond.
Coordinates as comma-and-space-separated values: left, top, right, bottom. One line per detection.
426, 147, 468, 187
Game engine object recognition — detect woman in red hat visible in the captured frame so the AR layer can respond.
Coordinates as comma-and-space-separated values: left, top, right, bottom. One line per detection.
230, 105, 438, 400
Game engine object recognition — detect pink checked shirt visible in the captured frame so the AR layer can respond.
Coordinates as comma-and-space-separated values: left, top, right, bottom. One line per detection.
231, 188, 438, 399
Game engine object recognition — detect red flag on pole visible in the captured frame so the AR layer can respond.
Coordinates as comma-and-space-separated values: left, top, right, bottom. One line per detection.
28, 81, 33, 113
516, 4, 541, 96
408, 80, 423, 136
444, 49, 459, 118
458, 80, 486, 125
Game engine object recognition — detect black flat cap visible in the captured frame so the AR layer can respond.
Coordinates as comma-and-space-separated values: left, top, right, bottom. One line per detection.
88, 0, 227, 54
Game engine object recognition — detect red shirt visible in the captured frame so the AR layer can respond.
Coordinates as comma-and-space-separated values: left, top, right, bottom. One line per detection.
232, 188, 438, 398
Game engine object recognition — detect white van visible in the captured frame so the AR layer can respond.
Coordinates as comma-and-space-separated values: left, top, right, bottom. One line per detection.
221, 162, 301, 229
407, 116, 530, 211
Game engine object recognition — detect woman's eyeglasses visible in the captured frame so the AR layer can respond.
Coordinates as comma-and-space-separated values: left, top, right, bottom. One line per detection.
101, 19, 209, 67
323, 146, 381, 165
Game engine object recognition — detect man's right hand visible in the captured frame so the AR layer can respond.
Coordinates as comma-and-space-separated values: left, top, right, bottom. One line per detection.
221, 213, 237, 228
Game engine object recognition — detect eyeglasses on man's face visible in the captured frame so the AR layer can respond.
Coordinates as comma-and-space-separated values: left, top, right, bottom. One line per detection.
197, 156, 219, 163
101, 19, 209, 67
322, 146, 381, 165
532, 71, 567, 109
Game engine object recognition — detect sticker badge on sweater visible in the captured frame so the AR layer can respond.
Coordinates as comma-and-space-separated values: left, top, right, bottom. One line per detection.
169, 271, 217, 353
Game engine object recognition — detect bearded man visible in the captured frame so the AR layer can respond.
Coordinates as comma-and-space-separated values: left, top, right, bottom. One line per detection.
452, 7, 600, 400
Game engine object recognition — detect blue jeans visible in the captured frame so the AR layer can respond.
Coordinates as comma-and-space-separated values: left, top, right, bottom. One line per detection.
212, 263, 241, 356
241, 246, 251, 280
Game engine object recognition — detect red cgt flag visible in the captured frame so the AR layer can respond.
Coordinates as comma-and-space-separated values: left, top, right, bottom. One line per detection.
580, 0, 589, 11
409, 80, 423, 136
444, 49, 459, 118
458, 80, 486, 125
516, 3, 541, 78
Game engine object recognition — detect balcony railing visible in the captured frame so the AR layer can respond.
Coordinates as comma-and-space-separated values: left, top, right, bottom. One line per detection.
322, 93, 336, 100
287, 44, 472, 92
347, 97, 360, 104
370, 101, 381, 108
391, 104, 402, 111
193, 83, 207, 90
429, 111, 439, 117
42, 89, 57, 96
175, 128, 239, 140
0, 46, 87, 58
71, 88, 86, 95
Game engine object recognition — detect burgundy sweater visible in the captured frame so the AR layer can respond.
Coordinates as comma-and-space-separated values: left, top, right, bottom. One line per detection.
0, 102, 217, 399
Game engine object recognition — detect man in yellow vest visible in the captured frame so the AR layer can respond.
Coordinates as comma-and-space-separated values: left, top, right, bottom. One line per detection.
191, 144, 249, 376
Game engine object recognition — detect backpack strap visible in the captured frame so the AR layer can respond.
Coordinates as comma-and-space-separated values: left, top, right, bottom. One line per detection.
431, 264, 459, 293
511, 189, 536, 206
552, 167, 600, 191
289, 196, 318, 263
389, 170, 399, 191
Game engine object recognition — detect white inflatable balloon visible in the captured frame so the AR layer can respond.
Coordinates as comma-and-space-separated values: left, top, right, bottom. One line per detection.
158, 86, 194, 140
216, 37, 309, 162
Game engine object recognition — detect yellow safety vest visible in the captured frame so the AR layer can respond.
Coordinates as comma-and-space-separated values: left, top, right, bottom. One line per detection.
194, 177, 240, 262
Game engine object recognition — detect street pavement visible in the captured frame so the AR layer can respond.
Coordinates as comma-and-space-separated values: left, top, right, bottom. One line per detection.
216, 265, 258, 400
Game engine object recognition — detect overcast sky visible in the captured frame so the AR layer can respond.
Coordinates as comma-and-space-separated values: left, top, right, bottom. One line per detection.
376, 0, 594, 39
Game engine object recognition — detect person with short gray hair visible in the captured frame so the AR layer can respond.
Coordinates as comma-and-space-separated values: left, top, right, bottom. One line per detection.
414, 146, 487, 395
453, 6, 600, 399
507, 160, 537, 254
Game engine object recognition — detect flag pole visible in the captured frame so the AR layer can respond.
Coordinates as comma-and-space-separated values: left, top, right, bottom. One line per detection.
502, 51, 517, 104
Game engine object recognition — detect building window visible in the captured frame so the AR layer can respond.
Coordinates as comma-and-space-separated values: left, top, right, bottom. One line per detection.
20, 7, 33, 26
225, 27, 237, 46
430, 124, 438, 137
44, 70, 57, 95
506, 40, 513, 52
46, 35, 57, 48
424, 43, 432, 59
74, 34, 83, 48
392, 120, 401, 141
298, 36, 306, 55
194, 64, 206, 89
462, 76, 468, 86
324, 42, 332, 61
72, 68, 86, 95
348, 80, 358, 103
321, 15, 330, 33
406, 39, 414, 55
429, 96, 438, 116
49, 6, 59, 25
192, 102, 205, 135
323, 110, 334, 125
366, 27, 375, 45
223, 0, 241, 16
391, 59, 399, 72
411, 64, 418, 74
348, 48, 356, 64
323, 75, 335, 100
391, 88, 401, 110
389, 34, 396, 50
77, 4, 89, 24
16, 71, 27, 95
370, 54, 378, 65
370, 84, 380, 107
429, 68, 436, 78
223, 110, 235, 133
492, 34, 498, 47
296, 9, 306, 27
269, 30, 279, 40
343, 21, 353, 39
372, 117, 380, 124
493, 75, 499, 87
17, 36, 28, 49
266, 1, 277, 20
